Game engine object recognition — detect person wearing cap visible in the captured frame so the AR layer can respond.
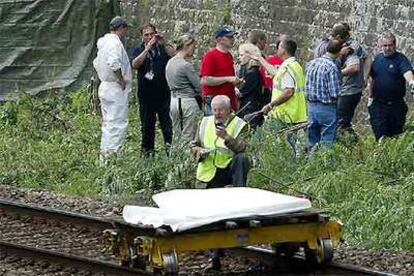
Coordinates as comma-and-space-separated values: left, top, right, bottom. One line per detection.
93, 16, 132, 161
367, 32, 414, 140
131, 23, 175, 156
200, 26, 243, 116
165, 34, 202, 143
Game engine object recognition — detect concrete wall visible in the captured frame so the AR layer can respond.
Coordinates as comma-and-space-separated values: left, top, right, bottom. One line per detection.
120, 0, 414, 63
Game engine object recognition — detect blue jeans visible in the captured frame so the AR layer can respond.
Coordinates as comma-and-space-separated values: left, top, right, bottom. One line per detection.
308, 102, 337, 150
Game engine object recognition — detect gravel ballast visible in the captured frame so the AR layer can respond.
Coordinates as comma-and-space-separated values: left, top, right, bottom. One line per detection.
1, 184, 412, 275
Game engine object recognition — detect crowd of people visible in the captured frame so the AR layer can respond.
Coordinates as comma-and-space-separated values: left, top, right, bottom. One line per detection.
94, 16, 414, 186
93, 16, 414, 271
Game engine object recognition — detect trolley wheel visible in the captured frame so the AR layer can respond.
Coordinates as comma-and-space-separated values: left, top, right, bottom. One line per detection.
160, 251, 179, 275
305, 238, 334, 266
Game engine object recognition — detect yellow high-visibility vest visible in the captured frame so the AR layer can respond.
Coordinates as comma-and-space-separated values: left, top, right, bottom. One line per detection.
271, 60, 308, 124
196, 115, 247, 182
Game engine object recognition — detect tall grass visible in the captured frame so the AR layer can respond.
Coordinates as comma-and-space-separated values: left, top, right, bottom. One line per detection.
0, 89, 413, 250
0, 90, 195, 198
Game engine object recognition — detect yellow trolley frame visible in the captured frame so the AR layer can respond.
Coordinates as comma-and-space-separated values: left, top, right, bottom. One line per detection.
105, 210, 342, 275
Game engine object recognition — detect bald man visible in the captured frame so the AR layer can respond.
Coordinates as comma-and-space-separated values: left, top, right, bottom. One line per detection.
191, 95, 250, 188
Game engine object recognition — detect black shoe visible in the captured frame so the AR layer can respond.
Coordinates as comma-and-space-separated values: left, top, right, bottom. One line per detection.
203, 257, 221, 272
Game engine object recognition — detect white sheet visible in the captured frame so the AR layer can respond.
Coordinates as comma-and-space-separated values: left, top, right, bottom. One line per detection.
123, 187, 311, 232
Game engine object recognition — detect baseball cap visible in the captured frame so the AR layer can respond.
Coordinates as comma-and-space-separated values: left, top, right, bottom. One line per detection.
109, 16, 129, 29
215, 26, 237, 38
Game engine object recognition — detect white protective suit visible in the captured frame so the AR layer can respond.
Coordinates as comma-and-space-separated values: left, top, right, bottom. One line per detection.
93, 33, 132, 158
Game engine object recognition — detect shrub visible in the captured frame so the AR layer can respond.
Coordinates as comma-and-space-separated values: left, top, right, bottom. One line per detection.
0, 89, 413, 250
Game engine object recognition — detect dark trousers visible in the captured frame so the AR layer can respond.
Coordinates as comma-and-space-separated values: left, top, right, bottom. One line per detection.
206, 153, 250, 188
337, 93, 362, 129
138, 98, 173, 154
368, 100, 407, 140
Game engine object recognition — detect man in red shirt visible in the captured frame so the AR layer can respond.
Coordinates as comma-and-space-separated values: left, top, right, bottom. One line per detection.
200, 26, 243, 115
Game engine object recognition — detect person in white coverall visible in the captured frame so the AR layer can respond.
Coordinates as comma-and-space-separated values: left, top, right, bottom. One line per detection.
93, 16, 132, 160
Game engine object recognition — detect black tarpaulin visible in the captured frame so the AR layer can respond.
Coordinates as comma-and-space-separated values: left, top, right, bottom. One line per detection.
0, 0, 119, 100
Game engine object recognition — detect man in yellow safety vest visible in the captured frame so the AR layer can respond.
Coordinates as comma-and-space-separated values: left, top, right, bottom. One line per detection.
260, 39, 307, 125
253, 39, 307, 158
191, 95, 250, 188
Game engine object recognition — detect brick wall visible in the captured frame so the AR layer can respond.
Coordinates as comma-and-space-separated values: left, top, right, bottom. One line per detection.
120, 0, 414, 63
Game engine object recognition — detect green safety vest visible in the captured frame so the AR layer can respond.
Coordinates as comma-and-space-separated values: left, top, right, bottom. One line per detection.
271, 60, 308, 124
196, 115, 247, 182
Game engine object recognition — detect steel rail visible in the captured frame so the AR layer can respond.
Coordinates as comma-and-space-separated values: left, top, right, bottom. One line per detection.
0, 198, 398, 275
239, 246, 397, 276
0, 198, 154, 235
0, 241, 151, 276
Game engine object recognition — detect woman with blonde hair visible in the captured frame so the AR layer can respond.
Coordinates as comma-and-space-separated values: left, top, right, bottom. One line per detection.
237, 43, 263, 127
165, 34, 202, 143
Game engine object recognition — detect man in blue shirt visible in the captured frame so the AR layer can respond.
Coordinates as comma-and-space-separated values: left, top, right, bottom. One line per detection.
368, 32, 414, 140
305, 40, 342, 151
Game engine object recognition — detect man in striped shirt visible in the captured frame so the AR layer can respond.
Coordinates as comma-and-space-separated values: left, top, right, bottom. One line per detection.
305, 40, 343, 150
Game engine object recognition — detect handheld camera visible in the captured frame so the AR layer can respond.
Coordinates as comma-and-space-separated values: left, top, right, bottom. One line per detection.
215, 122, 225, 129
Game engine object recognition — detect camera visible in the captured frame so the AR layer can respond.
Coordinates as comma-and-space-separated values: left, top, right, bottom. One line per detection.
154, 34, 162, 42
215, 122, 225, 129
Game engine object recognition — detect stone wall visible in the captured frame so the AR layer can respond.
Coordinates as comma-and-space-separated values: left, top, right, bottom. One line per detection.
120, 0, 414, 64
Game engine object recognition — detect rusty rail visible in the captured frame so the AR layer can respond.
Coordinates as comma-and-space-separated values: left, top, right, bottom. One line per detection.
237, 246, 397, 276
0, 241, 150, 276
1, 198, 398, 275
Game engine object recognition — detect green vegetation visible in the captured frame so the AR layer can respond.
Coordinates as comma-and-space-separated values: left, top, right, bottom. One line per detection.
0, 89, 413, 251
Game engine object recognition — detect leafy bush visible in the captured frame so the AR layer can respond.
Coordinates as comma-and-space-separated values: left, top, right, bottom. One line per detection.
250, 120, 414, 250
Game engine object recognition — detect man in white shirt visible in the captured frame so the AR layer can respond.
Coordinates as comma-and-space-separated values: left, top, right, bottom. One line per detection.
93, 16, 132, 160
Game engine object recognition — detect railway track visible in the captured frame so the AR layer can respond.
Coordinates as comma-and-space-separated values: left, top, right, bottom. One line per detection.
235, 246, 397, 276
0, 240, 149, 276
0, 198, 397, 275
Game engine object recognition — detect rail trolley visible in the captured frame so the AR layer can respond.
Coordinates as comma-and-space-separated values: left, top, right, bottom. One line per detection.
104, 188, 342, 275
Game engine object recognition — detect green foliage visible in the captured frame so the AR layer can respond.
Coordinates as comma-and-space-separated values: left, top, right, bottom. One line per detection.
250, 119, 414, 250
0, 90, 195, 199
0, 90, 413, 251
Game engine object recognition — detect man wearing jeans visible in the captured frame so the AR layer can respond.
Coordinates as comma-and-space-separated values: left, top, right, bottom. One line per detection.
305, 40, 342, 150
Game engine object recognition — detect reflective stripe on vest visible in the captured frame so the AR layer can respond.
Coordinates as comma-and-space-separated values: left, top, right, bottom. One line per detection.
196, 115, 247, 182
270, 61, 308, 124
